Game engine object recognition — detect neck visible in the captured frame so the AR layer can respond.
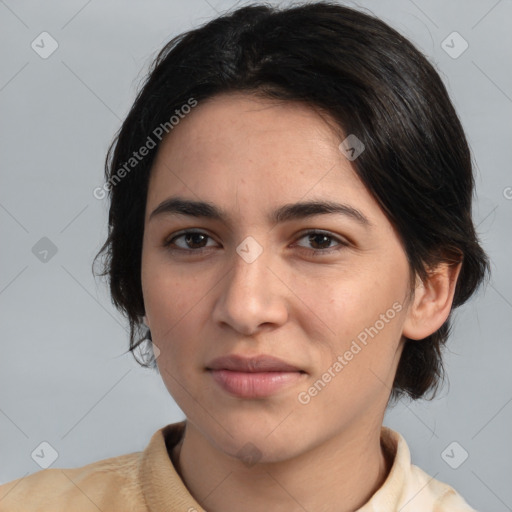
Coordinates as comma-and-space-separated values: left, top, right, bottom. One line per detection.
171, 418, 392, 512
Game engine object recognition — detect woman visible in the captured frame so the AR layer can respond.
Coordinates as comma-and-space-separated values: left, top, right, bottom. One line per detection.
0, 2, 488, 510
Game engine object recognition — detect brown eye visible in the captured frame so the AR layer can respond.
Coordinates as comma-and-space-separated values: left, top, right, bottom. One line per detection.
164, 231, 218, 251
306, 233, 334, 250
294, 230, 348, 255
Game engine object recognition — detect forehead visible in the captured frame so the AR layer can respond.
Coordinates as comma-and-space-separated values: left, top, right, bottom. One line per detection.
145, 92, 377, 223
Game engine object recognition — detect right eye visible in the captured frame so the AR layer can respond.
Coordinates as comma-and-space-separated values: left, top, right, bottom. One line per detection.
163, 230, 219, 252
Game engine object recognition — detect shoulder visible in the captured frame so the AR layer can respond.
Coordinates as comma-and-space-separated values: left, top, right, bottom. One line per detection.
372, 427, 477, 512
368, 427, 476, 512
407, 464, 477, 511
0, 451, 145, 512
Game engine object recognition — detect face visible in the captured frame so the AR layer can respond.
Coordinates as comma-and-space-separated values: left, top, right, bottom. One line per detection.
141, 92, 412, 462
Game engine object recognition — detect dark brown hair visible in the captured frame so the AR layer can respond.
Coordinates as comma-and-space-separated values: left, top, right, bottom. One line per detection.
93, 1, 489, 402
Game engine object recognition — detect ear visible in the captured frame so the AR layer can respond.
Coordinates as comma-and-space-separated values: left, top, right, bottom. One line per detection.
402, 262, 462, 340
143, 315, 149, 327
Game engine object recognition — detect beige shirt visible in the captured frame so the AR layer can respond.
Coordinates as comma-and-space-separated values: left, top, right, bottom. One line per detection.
0, 421, 476, 511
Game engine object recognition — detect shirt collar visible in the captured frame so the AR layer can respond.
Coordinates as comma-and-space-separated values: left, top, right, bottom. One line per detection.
138, 421, 409, 512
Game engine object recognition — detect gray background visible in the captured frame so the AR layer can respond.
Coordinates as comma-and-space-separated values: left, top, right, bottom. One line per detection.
0, 0, 511, 510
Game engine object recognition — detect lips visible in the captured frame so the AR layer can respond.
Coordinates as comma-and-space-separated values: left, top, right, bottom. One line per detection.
206, 354, 306, 399
206, 354, 303, 373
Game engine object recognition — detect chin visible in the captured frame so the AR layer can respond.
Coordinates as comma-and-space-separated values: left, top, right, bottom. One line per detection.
200, 412, 310, 463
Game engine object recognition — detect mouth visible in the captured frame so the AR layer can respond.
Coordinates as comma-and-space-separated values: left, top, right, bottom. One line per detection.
206, 354, 307, 399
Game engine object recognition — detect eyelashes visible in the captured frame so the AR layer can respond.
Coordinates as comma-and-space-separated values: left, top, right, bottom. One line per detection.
163, 229, 349, 257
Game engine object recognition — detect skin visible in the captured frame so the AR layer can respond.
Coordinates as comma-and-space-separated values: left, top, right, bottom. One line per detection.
141, 92, 461, 512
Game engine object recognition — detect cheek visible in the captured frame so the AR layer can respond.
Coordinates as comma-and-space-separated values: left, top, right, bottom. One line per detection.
142, 251, 206, 332
307, 268, 405, 343
141, 266, 194, 369
300, 264, 407, 390
143, 268, 205, 402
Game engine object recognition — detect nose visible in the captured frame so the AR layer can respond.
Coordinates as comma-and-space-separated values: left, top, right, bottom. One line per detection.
211, 240, 289, 336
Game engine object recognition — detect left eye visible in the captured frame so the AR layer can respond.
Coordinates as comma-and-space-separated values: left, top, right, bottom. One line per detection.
294, 230, 348, 254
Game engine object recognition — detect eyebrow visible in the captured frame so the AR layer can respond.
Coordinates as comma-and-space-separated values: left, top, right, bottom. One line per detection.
149, 196, 371, 227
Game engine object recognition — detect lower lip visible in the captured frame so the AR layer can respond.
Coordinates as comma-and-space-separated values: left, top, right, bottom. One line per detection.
209, 369, 305, 398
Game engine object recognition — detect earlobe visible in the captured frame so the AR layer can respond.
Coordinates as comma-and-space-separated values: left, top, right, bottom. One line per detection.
402, 262, 462, 340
